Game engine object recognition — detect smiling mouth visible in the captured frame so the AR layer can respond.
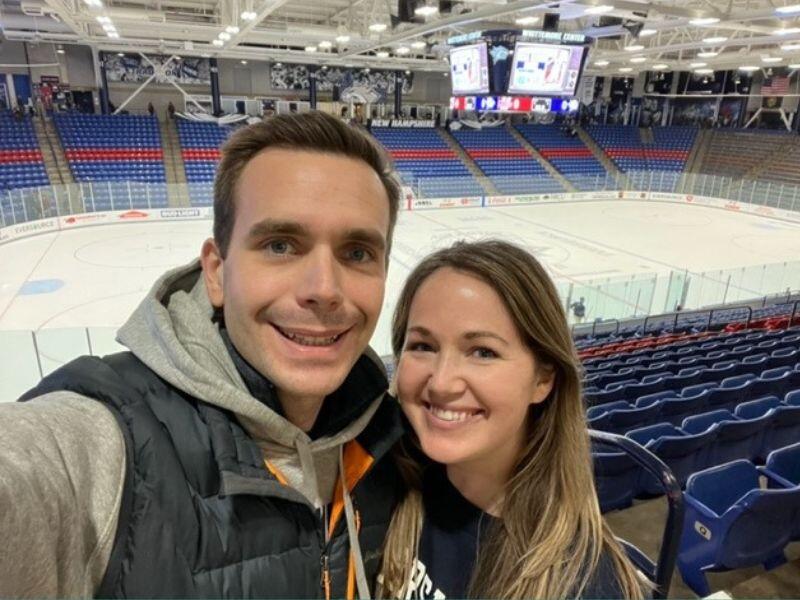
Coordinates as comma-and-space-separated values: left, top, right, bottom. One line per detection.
273, 324, 348, 347
423, 401, 484, 423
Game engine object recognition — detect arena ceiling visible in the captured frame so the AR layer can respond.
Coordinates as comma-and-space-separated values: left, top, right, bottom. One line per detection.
3, 0, 800, 74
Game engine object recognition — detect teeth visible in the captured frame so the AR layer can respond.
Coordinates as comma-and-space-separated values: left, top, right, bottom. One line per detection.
281, 329, 341, 347
429, 405, 476, 422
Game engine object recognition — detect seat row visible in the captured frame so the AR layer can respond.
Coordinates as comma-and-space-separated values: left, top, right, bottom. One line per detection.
677, 447, 800, 595
593, 402, 800, 512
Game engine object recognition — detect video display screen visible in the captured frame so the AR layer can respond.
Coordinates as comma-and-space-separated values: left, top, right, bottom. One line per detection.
507, 42, 585, 96
449, 43, 490, 95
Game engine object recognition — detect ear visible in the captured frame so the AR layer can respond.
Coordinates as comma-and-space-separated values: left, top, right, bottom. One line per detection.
530, 364, 556, 406
200, 237, 224, 308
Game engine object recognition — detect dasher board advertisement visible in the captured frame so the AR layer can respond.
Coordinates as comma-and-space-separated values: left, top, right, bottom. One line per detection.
507, 43, 585, 96
449, 43, 490, 95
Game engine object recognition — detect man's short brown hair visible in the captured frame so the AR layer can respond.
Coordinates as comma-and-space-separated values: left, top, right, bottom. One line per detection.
213, 111, 401, 258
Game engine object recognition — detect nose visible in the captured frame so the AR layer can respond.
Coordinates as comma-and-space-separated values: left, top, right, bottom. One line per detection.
296, 246, 344, 311
426, 352, 467, 400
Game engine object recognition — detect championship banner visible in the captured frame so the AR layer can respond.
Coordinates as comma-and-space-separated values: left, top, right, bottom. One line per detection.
104, 54, 211, 85
270, 65, 413, 102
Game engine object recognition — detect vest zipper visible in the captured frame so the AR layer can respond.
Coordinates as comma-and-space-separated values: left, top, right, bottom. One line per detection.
320, 552, 332, 600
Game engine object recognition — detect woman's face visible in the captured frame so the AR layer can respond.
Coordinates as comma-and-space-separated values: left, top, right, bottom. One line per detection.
397, 267, 554, 475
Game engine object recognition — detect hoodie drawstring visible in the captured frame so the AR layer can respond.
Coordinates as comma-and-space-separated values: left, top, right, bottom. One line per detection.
340, 446, 371, 600
295, 436, 322, 508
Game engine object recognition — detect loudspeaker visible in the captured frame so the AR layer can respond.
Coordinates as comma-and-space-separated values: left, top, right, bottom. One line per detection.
543, 13, 559, 31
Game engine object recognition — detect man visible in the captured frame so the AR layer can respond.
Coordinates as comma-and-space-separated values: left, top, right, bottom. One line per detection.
0, 111, 404, 597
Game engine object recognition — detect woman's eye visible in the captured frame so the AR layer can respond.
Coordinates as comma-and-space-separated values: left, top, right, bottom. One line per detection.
405, 341, 433, 352
472, 347, 498, 359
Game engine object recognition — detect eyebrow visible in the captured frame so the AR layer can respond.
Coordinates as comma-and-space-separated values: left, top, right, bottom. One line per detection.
407, 326, 509, 346
247, 219, 308, 242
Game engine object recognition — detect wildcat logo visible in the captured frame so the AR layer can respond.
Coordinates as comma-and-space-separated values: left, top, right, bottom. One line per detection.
724, 201, 741, 211
685, 195, 694, 203
694, 521, 711, 541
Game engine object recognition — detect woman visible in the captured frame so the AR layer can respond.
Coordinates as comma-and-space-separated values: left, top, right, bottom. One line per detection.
379, 240, 646, 599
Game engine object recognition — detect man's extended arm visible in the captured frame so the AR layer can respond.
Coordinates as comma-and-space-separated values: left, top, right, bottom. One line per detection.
0, 393, 126, 597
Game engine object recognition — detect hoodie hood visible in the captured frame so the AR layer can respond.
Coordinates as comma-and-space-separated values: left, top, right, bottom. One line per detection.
116, 258, 388, 508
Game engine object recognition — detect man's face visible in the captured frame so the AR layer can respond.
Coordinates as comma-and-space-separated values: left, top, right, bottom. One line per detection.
202, 148, 390, 410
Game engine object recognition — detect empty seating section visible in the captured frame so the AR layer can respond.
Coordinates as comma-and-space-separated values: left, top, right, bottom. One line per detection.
54, 114, 167, 210
585, 125, 697, 192
0, 112, 50, 225
515, 124, 608, 190
700, 130, 790, 178
176, 120, 234, 205
370, 127, 482, 198
451, 127, 564, 195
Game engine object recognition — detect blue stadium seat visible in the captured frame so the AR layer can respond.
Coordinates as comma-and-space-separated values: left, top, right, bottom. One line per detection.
761, 442, 800, 489
682, 409, 767, 465
627, 422, 715, 493
593, 450, 641, 512
677, 460, 800, 596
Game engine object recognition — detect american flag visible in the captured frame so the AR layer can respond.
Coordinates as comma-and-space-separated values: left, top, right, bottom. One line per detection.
762, 75, 790, 95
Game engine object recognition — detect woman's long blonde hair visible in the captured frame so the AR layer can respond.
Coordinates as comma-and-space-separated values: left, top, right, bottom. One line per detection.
379, 240, 646, 600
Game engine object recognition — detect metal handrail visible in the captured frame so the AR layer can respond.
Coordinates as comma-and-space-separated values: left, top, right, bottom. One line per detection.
590, 430, 684, 600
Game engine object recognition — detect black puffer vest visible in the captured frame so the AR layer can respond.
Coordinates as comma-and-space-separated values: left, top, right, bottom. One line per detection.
21, 352, 404, 598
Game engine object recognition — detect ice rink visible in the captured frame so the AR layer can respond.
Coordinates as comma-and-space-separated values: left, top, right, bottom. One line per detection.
2, 199, 800, 365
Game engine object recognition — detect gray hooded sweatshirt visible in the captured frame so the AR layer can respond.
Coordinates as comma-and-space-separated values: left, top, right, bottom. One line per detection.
0, 259, 383, 597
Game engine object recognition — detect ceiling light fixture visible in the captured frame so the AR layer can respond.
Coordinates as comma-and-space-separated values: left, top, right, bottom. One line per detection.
96, 15, 111, 23
396, 46, 410, 55
218, 31, 231, 41
630, 56, 647, 63
240, 11, 257, 20
702, 36, 728, 44
689, 62, 707, 67
335, 35, 350, 43
376, 50, 389, 58
56, 45, 66, 54
776, 27, 800, 34
694, 68, 714, 74
117, 52, 124, 57
405, 69, 411, 74
515, 16, 539, 25
107, 31, 119, 38
584, 5, 614, 15
619, 67, 633, 72
697, 51, 719, 57
776, 4, 800, 14
781, 43, 800, 50
212, 39, 224, 46
414, 4, 438, 16
411, 41, 427, 49
318, 40, 333, 49
305, 45, 318, 52
83, 0, 103, 7
763, 56, 783, 62
594, 60, 610, 66
689, 17, 720, 26
639, 28, 657, 36
241, 60, 247, 64
625, 44, 644, 51
102, 23, 115, 31
226, 25, 239, 34
652, 63, 669, 69
738, 65, 759, 71
790, 63, 800, 68
368, 22, 387, 32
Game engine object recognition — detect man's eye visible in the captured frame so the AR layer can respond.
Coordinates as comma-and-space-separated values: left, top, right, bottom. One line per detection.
347, 246, 374, 263
266, 240, 292, 255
